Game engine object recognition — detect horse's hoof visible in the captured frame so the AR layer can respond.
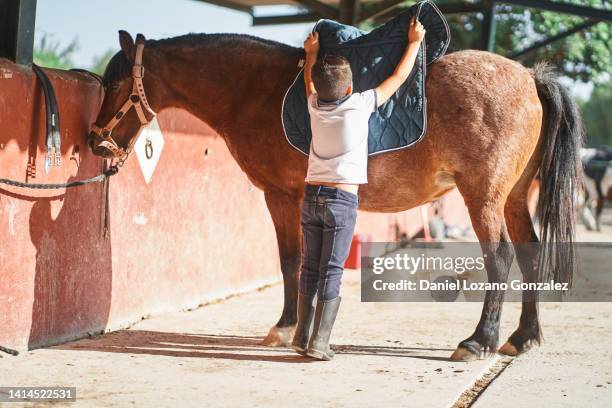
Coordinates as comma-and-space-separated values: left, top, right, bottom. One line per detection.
499, 339, 536, 356
262, 325, 295, 346
450, 346, 480, 362
498, 342, 519, 356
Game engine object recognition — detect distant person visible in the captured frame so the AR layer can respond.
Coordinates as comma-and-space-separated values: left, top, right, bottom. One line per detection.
292, 17, 426, 360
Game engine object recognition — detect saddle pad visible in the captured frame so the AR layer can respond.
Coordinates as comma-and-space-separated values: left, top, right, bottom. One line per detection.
282, 0, 450, 156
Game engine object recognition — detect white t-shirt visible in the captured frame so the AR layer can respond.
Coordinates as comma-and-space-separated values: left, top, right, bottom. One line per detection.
305, 89, 377, 185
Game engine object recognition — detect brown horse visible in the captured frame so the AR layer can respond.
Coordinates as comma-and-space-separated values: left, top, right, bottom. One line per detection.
89, 31, 583, 361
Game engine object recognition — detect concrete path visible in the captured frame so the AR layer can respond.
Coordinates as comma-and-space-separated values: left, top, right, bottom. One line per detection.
1, 269, 611, 407
2, 212, 612, 407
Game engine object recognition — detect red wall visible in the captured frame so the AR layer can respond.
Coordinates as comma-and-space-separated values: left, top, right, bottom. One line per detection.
0, 60, 469, 351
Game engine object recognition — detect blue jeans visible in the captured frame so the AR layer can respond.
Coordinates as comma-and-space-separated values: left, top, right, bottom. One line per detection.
299, 184, 359, 301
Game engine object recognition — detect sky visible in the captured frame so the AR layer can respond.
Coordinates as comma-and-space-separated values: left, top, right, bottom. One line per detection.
35, 0, 593, 98
35, 0, 312, 67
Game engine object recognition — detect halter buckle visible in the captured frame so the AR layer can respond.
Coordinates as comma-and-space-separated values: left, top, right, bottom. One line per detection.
132, 65, 145, 78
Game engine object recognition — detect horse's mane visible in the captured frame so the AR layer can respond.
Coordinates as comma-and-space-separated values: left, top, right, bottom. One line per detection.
149, 33, 300, 53
103, 52, 130, 87
103, 33, 301, 87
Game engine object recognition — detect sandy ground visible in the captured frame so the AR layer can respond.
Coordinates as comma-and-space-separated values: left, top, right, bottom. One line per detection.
1, 211, 611, 407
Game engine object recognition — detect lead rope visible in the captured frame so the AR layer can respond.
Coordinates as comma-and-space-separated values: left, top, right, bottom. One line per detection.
0, 165, 119, 189
103, 160, 112, 239
0, 160, 118, 240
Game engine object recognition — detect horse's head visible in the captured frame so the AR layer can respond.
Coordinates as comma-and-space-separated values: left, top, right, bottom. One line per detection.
89, 31, 157, 160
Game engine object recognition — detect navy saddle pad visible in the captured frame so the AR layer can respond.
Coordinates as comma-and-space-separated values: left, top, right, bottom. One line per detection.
282, 0, 450, 156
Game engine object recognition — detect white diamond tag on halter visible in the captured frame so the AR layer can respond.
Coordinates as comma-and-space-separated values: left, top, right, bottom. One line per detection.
134, 117, 165, 184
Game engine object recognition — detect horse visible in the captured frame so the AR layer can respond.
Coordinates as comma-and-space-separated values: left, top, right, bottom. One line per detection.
88, 30, 583, 361
580, 147, 612, 231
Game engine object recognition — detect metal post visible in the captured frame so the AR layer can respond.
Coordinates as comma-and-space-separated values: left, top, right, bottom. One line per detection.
507, 20, 600, 59
481, 0, 497, 52
500, 0, 612, 22
359, 0, 405, 22
339, 0, 360, 25
294, 0, 338, 20
0, 0, 37, 66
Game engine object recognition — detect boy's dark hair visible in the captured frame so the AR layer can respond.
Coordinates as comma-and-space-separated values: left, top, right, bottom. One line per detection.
312, 54, 353, 102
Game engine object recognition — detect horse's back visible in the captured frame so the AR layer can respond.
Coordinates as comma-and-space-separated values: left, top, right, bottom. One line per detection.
429, 50, 533, 86
427, 50, 539, 110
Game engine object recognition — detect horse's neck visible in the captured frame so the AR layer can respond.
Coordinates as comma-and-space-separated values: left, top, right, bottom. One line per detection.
151, 38, 302, 135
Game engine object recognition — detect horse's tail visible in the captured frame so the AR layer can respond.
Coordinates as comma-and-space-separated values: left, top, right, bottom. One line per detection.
532, 62, 584, 286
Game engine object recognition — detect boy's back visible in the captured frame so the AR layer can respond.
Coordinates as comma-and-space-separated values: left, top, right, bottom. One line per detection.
306, 90, 377, 185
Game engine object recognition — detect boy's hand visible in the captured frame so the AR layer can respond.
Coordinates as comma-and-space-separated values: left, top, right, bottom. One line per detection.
375, 17, 425, 107
303, 32, 319, 98
408, 17, 426, 44
304, 32, 320, 55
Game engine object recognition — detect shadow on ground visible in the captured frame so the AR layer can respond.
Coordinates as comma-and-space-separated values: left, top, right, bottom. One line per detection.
54, 330, 453, 363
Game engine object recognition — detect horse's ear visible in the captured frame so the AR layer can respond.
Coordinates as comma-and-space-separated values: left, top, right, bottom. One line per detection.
135, 33, 146, 45
118, 30, 135, 64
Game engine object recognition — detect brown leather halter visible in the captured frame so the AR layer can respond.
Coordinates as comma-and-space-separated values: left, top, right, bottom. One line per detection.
90, 42, 156, 161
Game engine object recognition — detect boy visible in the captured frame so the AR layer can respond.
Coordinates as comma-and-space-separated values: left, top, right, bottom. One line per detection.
292, 17, 426, 360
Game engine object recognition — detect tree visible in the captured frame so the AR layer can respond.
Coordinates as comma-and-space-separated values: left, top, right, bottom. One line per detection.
511, 0, 610, 84
367, 0, 611, 84
579, 80, 612, 146
33, 34, 78, 70
90, 50, 115, 75
34, 33, 115, 75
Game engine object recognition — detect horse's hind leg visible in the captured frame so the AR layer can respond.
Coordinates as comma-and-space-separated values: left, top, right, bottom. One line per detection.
261, 189, 301, 346
451, 185, 515, 361
595, 196, 604, 231
499, 174, 542, 355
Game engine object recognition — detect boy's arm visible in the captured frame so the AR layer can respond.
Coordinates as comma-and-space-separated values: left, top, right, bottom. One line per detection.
303, 32, 320, 99
375, 17, 426, 107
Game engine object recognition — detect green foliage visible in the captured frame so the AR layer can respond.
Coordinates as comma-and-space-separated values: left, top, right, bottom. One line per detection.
33, 34, 77, 70
34, 33, 115, 75
450, 0, 610, 83
522, 0, 610, 84
579, 80, 612, 146
90, 50, 115, 75
365, 0, 611, 84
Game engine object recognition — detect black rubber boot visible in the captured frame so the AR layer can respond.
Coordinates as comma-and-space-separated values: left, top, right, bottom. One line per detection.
291, 293, 315, 356
306, 297, 341, 361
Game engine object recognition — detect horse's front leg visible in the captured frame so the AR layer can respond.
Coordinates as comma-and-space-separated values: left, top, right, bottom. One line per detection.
451, 201, 515, 361
261, 188, 302, 346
